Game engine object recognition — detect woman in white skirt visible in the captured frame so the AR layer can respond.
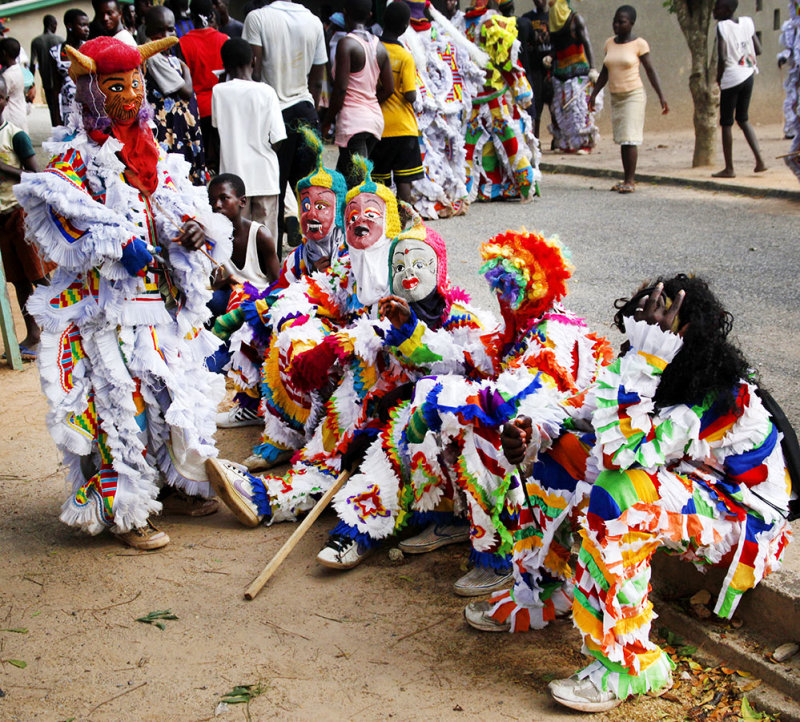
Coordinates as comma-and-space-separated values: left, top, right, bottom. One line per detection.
588, 5, 668, 193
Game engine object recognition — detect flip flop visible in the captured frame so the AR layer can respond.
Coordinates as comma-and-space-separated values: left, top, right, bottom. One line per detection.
618, 183, 635, 194
19, 344, 38, 360
610, 182, 624, 191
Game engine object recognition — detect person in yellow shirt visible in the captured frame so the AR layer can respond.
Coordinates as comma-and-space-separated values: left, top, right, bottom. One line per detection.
373, 2, 423, 204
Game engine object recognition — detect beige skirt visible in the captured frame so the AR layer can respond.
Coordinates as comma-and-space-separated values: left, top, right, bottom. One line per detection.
611, 86, 646, 146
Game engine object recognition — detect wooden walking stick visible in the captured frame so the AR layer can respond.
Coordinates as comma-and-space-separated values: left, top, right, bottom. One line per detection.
244, 469, 353, 600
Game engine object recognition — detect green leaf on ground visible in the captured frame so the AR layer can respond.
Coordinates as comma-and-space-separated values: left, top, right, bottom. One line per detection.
0, 628, 28, 634
6, 659, 27, 668
741, 695, 765, 720
677, 645, 697, 657
220, 683, 266, 704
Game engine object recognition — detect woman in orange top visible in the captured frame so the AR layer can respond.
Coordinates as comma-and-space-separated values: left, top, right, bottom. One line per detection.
588, 5, 668, 193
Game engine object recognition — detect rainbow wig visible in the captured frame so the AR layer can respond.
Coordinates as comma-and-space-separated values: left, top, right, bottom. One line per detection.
295, 125, 348, 229
345, 155, 402, 240
480, 228, 573, 321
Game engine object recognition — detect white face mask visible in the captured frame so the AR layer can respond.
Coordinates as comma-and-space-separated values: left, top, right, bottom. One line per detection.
348, 234, 392, 306
391, 239, 438, 303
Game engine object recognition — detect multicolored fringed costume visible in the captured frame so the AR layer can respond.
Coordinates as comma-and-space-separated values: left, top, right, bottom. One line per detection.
491, 314, 791, 702
221, 128, 349, 425
460, 0, 541, 201
548, 0, 601, 152
333, 230, 611, 569
400, 0, 485, 218
779, 0, 800, 180
16, 37, 231, 536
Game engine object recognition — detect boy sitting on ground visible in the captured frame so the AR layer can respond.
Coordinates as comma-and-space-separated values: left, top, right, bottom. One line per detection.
212, 37, 286, 247
0, 74, 48, 359
372, 1, 424, 204
208, 172, 279, 425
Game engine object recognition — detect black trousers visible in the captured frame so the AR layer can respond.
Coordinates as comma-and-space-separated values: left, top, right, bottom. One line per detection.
277, 100, 320, 250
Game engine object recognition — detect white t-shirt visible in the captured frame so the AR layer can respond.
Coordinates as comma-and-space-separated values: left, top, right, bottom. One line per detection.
115, 28, 138, 47
212, 78, 286, 196
2, 64, 27, 133
718, 16, 757, 90
242, 1, 327, 110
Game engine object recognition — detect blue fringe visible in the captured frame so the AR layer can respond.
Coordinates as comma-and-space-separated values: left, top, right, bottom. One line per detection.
329, 520, 381, 549
469, 548, 512, 573
252, 440, 290, 463
248, 474, 272, 519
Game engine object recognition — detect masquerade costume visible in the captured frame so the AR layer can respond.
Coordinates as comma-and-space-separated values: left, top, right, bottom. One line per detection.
399, 0, 485, 218
16, 37, 231, 536
335, 230, 611, 571
556, 319, 789, 702
460, 0, 541, 201
548, 0, 601, 152
780, 0, 800, 180
221, 130, 349, 430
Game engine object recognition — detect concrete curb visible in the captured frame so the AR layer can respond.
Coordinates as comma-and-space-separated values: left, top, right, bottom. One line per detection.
654, 599, 800, 721
539, 162, 800, 201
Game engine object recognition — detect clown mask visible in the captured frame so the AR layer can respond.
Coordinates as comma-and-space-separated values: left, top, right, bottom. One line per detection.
391, 238, 438, 303
345, 192, 386, 250
300, 186, 337, 242
98, 67, 144, 123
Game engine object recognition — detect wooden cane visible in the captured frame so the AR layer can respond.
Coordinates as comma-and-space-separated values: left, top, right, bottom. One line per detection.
244, 470, 353, 600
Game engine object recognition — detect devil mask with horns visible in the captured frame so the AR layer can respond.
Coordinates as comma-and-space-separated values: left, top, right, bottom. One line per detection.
65, 35, 177, 195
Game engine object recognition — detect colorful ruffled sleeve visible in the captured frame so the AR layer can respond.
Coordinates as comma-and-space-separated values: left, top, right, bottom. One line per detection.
591, 318, 695, 470
15, 149, 138, 273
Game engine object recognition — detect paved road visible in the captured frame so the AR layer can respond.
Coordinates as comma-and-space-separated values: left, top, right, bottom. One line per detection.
429, 175, 800, 426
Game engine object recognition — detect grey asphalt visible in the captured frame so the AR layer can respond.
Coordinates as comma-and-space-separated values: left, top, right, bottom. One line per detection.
429, 177, 800, 428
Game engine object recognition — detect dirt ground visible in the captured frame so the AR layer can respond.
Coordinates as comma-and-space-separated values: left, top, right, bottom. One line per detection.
1, 344, 733, 722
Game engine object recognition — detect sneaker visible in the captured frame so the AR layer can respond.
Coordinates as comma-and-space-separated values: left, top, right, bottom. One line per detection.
453, 566, 513, 597
216, 405, 262, 428
113, 520, 170, 550
398, 522, 470, 554
243, 451, 292, 472
160, 490, 219, 517
316, 534, 372, 570
464, 600, 510, 632
549, 674, 621, 713
205, 458, 265, 528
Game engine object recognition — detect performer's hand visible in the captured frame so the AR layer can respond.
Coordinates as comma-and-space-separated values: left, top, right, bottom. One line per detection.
588, 68, 600, 84
588, 94, 597, 112
501, 416, 533, 465
542, 55, 553, 69
661, 99, 669, 115
379, 295, 412, 329
313, 257, 331, 272
121, 238, 153, 277
175, 219, 206, 250
633, 282, 687, 335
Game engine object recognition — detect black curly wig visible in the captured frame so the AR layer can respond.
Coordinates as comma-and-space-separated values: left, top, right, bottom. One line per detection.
614, 274, 751, 412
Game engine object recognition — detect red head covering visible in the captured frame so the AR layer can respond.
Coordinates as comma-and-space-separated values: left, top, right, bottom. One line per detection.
78, 36, 142, 74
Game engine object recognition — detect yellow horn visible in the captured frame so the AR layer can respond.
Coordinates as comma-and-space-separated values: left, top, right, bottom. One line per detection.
138, 36, 179, 62
64, 44, 96, 79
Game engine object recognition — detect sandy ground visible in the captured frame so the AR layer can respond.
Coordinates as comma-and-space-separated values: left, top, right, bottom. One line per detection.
0, 307, 692, 722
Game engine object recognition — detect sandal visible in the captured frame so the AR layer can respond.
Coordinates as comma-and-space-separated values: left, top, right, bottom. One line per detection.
610, 182, 624, 191
618, 183, 635, 194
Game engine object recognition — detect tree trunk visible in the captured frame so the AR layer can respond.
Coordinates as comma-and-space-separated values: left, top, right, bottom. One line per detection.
673, 0, 720, 167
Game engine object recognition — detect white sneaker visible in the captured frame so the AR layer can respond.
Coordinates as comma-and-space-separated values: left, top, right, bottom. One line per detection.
216, 405, 262, 428
205, 458, 265, 527
398, 522, 470, 554
453, 566, 513, 597
549, 675, 621, 713
243, 450, 293, 472
463, 600, 510, 632
316, 534, 372, 570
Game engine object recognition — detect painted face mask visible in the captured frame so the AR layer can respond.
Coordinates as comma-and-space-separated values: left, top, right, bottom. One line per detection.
391, 238, 438, 303
97, 67, 145, 123
345, 192, 386, 250
300, 186, 337, 242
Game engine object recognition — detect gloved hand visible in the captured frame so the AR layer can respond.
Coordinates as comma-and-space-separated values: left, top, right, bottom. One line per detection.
121, 238, 153, 277
588, 68, 600, 84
